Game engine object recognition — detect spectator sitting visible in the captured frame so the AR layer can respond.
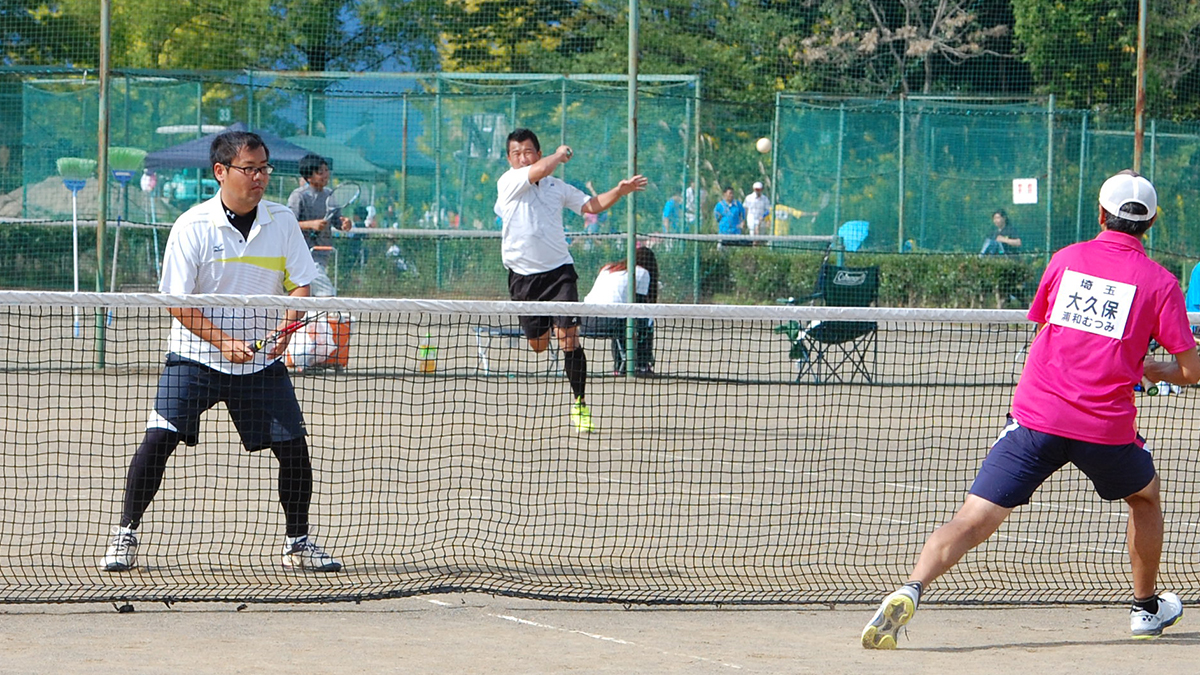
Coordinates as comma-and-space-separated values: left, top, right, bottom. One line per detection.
981, 208, 1022, 255
582, 259, 654, 376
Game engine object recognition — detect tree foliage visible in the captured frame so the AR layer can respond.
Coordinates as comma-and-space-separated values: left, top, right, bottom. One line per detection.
792, 0, 1013, 95
4, 0, 1200, 118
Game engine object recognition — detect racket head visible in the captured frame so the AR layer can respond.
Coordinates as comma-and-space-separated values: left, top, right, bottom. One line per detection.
332, 182, 360, 209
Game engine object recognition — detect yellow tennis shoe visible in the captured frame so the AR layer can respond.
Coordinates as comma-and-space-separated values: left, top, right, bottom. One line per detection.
570, 398, 594, 433
862, 584, 920, 649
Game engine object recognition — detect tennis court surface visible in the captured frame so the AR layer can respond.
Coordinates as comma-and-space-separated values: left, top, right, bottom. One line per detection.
2, 595, 1197, 673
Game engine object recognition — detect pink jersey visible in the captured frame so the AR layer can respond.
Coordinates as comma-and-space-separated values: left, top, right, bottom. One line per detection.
1012, 230, 1193, 444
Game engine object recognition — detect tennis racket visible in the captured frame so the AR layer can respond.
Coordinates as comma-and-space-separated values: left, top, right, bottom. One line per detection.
331, 182, 360, 212
251, 312, 327, 353
324, 182, 360, 227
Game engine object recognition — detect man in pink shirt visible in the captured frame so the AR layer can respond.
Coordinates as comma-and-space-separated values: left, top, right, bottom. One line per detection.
862, 171, 1200, 649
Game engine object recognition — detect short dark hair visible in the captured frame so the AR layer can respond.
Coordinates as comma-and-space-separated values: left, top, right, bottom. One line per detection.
298, 153, 329, 179
506, 128, 540, 152
210, 130, 268, 168
1103, 202, 1153, 236
992, 208, 1008, 221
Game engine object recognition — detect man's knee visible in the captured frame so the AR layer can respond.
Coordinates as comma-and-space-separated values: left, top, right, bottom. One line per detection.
1126, 474, 1162, 509
528, 333, 551, 353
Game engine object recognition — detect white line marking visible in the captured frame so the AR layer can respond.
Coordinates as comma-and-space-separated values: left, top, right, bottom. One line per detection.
426, 599, 453, 607
488, 613, 742, 669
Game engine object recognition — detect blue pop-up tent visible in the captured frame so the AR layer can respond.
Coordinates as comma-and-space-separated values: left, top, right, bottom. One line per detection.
144, 123, 312, 173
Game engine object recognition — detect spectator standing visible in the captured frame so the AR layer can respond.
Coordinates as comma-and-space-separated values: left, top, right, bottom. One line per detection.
743, 182, 771, 239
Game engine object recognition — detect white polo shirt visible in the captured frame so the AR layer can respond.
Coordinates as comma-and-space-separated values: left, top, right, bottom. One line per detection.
495, 165, 589, 275
584, 265, 651, 304
159, 193, 317, 375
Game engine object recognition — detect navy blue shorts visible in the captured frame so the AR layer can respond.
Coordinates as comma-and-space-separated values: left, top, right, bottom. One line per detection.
508, 263, 580, 339
150, 354, 307, 452
969, 417, 1156, 508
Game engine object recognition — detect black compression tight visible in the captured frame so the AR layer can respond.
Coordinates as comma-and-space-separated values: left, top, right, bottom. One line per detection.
563, 346, 587, 402
271, 438, 312, 539
119, 429, 312, 539
119, 427, 180, 529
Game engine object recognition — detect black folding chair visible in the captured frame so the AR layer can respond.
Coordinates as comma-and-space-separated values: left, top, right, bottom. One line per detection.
775, 264, 880, 383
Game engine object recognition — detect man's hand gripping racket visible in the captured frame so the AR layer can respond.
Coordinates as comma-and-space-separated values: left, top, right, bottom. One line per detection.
251, 312, 326, 357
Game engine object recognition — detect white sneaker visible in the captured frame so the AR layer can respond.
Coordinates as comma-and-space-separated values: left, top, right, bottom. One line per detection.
1131, 592, 1183, 639
99, 527, 138, 572
281, 535, 342, 572
862, 584, 920, 649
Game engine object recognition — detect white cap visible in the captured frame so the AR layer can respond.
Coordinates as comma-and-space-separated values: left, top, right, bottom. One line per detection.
753, 181, 763, 190
1099, 171, 1157, 222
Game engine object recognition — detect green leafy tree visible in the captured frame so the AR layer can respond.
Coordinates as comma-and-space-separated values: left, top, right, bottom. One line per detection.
1011, 0, 1136, 109
2, 0, 98, 66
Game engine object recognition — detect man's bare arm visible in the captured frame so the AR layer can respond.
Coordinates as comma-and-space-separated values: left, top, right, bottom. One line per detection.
581, 175, 650, 215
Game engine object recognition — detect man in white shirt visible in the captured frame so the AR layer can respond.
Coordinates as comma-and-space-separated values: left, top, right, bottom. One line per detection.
495, 128, 647, 433
743, 181, 771, 238
99, 130, 341, 574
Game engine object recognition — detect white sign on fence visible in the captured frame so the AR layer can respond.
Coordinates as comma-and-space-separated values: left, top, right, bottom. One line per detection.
1012, 178, 1038, 204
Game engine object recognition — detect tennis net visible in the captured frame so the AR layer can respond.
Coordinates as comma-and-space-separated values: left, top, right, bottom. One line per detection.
1, 291, 1197, 606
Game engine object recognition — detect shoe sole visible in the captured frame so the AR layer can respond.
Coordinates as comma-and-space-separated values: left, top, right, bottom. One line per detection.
101, 562, 135, 572
282, 560, 343, 573
1132, 611, 1182, 639
862, 594, 916, 649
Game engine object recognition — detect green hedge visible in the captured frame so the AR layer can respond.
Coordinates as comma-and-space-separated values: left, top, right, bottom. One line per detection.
705, 246, 1044, 308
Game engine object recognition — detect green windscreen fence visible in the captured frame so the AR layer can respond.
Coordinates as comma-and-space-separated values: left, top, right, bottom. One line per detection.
6, 73, 1200, 303
775, 96, 1200, 257
12, 72, 697, 231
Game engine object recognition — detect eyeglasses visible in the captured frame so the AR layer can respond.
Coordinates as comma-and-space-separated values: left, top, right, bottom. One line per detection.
224, 163, 274, 177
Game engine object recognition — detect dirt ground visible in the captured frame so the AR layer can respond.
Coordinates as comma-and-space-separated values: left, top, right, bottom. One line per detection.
1, 594, 1196, 674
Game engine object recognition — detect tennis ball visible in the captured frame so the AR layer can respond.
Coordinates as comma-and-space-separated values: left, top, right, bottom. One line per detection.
756, 137, 772, 154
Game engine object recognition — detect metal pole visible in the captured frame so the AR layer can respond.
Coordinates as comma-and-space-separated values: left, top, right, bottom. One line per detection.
897, 94, 906, 251
692, 79, 702, 303
625, 0, 639, 376
770, 92, 780, 234
560, 77, 568, 181
1075, 113, 1089, 244
1149, 118, 1157, 251
1045, 94, 1055, 262
434, 77, 442, 230
1133, 0, 1147, 172
247, 71, 254, 127
833, 103, 845, 231
401, 93, 409, 223
96, 0, 111, 367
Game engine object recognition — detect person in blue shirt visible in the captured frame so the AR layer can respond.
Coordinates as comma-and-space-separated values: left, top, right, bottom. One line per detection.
662, 192, 683, 234
714, 187, 745, 236
1187, 262, 1200, 312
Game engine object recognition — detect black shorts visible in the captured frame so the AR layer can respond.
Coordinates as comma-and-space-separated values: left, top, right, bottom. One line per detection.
149, 354, 307, 452
508, 263, 580, 339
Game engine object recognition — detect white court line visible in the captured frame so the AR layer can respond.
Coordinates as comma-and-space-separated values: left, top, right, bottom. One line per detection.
488, 613, 742, 670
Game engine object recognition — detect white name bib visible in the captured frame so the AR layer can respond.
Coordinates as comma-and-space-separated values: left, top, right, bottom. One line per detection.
1047, 269, 1135, 339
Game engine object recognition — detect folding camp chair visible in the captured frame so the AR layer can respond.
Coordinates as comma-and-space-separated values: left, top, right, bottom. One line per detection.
775, 264, 880, 383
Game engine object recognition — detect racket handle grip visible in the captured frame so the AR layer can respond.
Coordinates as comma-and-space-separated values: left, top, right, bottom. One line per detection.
250, 338, 266, 353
